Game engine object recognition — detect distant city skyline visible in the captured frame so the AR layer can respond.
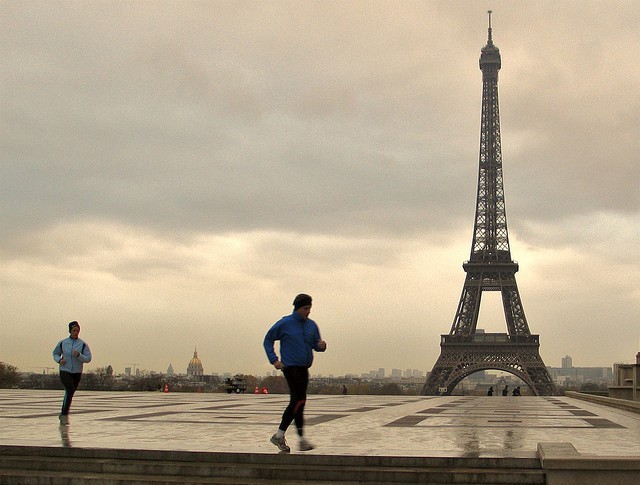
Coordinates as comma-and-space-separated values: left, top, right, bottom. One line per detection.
74, 352, 619, 380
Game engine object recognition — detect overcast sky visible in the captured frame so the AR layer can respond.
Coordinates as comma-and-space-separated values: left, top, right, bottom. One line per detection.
1, 1, 638, 380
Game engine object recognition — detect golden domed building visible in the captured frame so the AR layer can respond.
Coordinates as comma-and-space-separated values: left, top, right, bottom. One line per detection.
187, 347, 204, 380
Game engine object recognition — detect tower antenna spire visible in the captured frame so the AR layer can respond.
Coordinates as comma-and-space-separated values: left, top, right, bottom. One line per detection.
487, 10, 493, 45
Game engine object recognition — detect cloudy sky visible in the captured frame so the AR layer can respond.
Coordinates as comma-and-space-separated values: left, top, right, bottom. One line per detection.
1, 1, 638, 380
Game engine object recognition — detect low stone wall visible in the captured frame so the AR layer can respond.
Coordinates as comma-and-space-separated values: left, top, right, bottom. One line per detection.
538, 442, 640, 485
565, 390, 640, 413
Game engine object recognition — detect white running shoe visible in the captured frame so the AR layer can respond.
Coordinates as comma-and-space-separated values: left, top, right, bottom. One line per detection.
270, 434, 290, 453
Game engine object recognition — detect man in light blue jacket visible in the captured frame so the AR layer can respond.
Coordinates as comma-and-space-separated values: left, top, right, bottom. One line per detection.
264, 294, 326, 452
53, 321, 92, 424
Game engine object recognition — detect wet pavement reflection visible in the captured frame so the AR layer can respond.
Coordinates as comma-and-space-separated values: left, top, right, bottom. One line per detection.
58, 422, 72, 448
1, 390, 639, 458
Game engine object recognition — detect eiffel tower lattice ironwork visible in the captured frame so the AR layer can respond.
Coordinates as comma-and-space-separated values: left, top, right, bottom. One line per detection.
421, 13, 557, 396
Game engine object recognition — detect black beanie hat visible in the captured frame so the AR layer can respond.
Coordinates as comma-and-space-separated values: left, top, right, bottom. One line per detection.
293, 294, 312, 310
68, 321, 80, 331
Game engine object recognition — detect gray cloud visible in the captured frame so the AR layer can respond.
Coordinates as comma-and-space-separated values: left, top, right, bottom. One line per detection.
1, 1, 638, 377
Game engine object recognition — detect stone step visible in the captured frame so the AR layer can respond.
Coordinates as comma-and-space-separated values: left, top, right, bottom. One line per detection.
0, 469, 546, 485
0, 445, 545, 484
0, 464, 545, 485
0, 445, 542, 469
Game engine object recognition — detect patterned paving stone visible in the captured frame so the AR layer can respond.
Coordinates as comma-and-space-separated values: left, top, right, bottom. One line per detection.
1, 390, 639, 457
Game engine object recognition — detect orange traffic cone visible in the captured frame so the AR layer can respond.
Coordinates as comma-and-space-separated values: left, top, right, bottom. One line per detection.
163, 384, 169, 393
254, 386, 259, 394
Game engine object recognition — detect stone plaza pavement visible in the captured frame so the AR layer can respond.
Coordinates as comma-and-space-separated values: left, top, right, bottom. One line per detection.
1, 389, 639, 458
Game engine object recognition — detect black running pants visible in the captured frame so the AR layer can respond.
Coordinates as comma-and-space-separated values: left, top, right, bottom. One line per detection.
59, 371, 82, 416
279, 366, 309, 436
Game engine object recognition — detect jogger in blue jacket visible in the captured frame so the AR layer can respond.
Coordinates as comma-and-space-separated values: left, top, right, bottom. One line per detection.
264, 294, 326, 452
53, 321, 92, 423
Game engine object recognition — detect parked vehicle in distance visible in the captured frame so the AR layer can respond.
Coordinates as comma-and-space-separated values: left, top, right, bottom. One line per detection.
224, 375, 247, 394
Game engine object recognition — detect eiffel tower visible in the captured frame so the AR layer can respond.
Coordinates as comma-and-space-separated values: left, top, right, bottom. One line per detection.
421, 13, 557, 396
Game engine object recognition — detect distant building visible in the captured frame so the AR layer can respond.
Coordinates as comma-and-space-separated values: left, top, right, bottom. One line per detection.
548, 365, 612, 385
187, 348, 204, 380
167, 363, 174, 376
609, 352, 640, 402
562, 355, 573, 369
